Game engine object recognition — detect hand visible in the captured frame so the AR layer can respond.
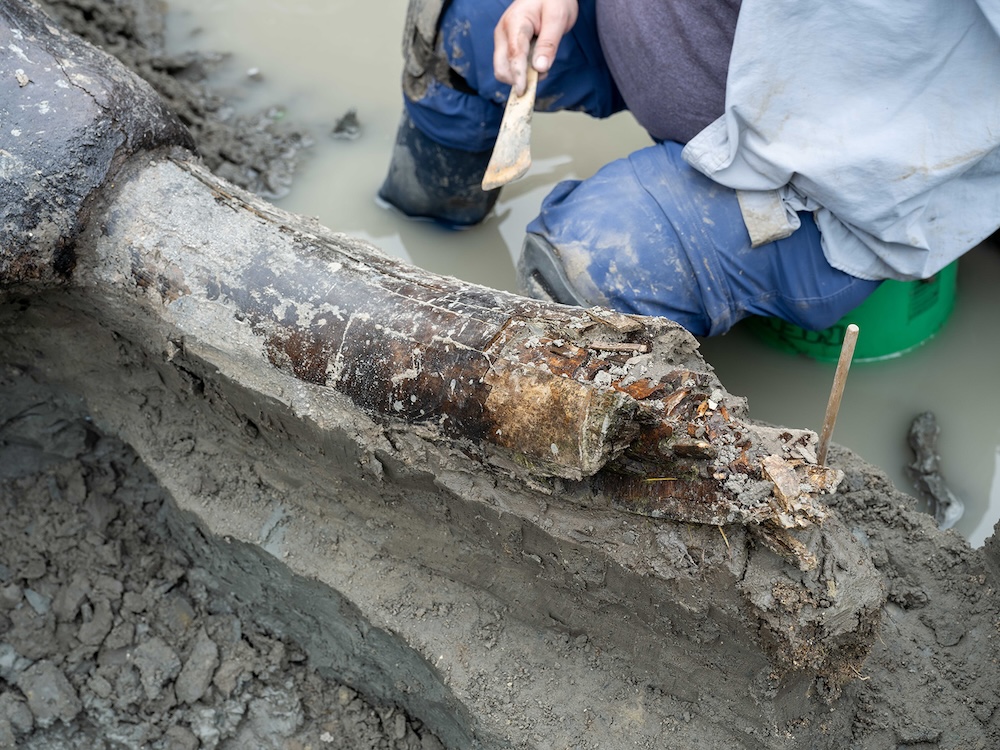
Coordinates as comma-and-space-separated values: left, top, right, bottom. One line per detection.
493, 0, 578, 96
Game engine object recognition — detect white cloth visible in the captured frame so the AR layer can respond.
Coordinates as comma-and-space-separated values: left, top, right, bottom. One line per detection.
683, 0, 1000, 281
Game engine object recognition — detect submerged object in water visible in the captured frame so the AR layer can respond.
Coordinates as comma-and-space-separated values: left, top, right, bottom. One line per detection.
907, 411, 964, 530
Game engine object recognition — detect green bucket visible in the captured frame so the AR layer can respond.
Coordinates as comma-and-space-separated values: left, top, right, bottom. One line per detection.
749, 262, 958, 363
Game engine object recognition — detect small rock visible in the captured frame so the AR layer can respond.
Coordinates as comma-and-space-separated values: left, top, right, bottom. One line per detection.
104, 619, 135, 651
331, 108, 361, 140
7, 605, 57, 660
0, 643, 31, 682
88, 673, 113, 700
0, 691, 33, 735
245, 686, 303, 738
51, 574, 90, 621
84, 492, 119, 536
20, 558, 46, 581
393, 712, 407, 740
190, 706, 222, 747
24, 589, 52, 615
896, 723, 942, 745
78, 598, 114, 646
162, 724, 200, 750
158, 594, 197, 636
92, 574, 124, 603
192, 700, 245, 745
113, 665, 145, 711
0, 718, 14, 749
132, 636, 182, 701
60, 468, 87, 504
97, 644, 130, 669
212, 657, 244, 698
15, 660, 82, 728
919, 612, 965, 647
95, 540, 121, 567
0, 584, 22, 611
176, 627, 219, 704
122, 591, 145, 614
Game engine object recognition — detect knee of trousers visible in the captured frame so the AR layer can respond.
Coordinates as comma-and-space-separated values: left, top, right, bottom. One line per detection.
517, 152, 883, 337
517, 144, 750, 337
399, 0, 508, 146
400, 0, 623, 152
401, 0, 459, 103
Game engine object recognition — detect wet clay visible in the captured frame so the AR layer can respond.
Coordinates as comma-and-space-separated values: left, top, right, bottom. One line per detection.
3, 292, 1000, 749
0, 366, 447, 749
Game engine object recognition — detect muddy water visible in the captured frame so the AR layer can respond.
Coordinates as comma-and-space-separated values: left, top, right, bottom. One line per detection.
164, 0, 1000, 547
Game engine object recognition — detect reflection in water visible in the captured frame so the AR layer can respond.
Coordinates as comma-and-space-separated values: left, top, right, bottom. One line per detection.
165, 0, 1000, 546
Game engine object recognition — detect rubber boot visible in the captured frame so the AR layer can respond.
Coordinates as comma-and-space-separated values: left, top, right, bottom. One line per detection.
378, 112, 501, 228
517, 232, 600, 308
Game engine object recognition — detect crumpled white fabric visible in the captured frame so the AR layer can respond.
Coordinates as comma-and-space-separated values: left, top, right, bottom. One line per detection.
683, 0, 1000, 281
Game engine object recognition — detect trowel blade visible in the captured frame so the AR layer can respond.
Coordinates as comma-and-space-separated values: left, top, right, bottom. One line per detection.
482, 66, 538, 191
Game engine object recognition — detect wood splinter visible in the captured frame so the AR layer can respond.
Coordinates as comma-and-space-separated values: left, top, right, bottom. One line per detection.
589, 342, 650, 354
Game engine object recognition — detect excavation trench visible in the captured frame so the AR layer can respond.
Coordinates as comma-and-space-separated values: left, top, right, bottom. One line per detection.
1, 2, 1000, 749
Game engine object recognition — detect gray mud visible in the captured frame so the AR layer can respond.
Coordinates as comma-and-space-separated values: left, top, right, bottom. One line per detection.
0, 366, 443, 750
2, 293, 999, 749
2, 2, 438, 747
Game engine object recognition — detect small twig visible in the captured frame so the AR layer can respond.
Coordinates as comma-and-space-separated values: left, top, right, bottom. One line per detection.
717, 526, 731, 551
589, 342, 649, 354
849, 663, 871, 681
644, 477, 677, 482
817, 324, 859, 466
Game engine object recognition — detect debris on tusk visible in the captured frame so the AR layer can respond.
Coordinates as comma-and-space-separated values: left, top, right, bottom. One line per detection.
589, 342, 650, 354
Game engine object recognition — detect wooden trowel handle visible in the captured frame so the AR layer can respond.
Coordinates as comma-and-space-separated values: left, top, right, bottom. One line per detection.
481, 66, 539, 191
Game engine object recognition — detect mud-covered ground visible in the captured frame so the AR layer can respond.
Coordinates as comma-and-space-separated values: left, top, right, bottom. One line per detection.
4, 1, 1000, 749
1, 1, 440, 748
0, 367, 443, 750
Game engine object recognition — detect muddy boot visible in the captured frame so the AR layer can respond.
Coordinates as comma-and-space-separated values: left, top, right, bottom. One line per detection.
378, 112, 501, 228
517, 232, 599, 307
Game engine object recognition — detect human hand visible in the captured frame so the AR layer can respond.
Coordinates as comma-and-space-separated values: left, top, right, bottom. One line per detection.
493, 0, 578, 96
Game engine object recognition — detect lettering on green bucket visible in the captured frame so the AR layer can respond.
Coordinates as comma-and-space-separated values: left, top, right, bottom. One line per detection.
750, 262, 958, 363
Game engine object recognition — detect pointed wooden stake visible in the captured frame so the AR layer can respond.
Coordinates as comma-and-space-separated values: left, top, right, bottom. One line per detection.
817, 324, 860, 466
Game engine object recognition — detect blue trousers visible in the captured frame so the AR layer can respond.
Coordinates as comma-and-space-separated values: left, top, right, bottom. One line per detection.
403, 0, 880, 336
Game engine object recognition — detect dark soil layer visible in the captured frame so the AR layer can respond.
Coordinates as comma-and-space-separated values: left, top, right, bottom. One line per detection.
34, 0, 310, 200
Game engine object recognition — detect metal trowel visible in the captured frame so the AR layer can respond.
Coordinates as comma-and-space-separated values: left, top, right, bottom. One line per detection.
481, 65, 539, 191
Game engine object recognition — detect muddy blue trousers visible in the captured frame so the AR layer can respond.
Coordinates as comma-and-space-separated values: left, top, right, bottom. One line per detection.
404, 0, 880, 336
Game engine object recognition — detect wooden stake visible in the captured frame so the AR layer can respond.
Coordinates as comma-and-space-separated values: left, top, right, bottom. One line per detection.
817, 324, 860, 467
